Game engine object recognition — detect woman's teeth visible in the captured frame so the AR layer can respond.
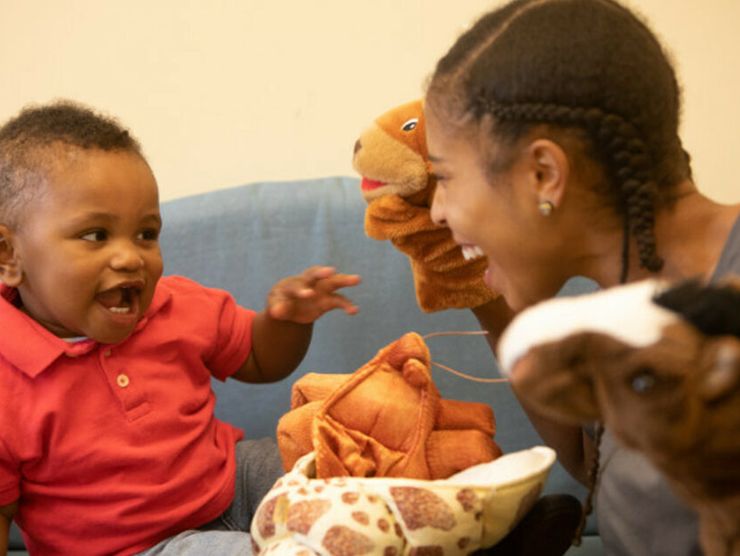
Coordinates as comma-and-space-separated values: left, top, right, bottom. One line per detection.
109, 306, 132, 314
461, 245, 485, 261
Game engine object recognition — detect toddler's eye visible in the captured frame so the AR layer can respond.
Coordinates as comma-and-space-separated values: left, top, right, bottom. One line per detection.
138, 228, 160, 241
81, 230, 107, 242
401, 118, 418, 132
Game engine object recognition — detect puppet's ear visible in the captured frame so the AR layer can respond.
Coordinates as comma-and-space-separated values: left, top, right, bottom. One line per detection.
700, 337, 740, 403
510, 332, 603, 425
0, 225, 22, 287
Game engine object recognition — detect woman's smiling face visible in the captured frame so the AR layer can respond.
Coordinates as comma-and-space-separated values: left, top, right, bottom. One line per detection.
426, 104, 568, 311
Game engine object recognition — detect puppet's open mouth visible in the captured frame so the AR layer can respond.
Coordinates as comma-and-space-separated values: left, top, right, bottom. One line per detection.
361, 177, 386, 192
462, 245, 485, 261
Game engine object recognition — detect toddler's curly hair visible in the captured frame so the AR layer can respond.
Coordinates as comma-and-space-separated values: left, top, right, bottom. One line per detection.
0, 100, 142, 227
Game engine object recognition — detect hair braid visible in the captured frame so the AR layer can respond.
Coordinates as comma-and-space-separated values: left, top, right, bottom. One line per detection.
474, 96, 664, 274
572, 423, 604, 545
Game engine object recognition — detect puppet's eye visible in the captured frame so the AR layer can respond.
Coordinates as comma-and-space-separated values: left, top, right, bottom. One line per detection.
401, 118, 418, 132
630, 368, 657, 394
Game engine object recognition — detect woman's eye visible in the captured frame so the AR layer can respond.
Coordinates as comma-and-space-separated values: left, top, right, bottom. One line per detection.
401, 118, 418, 132
81, 230, 107, 242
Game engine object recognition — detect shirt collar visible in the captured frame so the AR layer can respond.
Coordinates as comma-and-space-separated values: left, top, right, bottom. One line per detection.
0, 282, 172, 378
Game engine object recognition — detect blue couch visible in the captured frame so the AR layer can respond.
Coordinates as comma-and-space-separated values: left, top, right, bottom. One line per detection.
8, 177, 602, 555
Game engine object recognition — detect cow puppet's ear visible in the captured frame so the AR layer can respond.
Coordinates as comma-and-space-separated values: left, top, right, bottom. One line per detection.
700, 337, 740, 402
509, 333, 602, 425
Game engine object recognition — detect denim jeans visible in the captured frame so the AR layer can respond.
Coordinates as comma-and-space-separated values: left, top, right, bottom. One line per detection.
136, 437, 283, 556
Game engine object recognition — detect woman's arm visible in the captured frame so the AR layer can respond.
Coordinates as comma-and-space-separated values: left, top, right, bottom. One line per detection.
472, 299, 591, 485
515, 400, 592, 485
471, 297, 516, 348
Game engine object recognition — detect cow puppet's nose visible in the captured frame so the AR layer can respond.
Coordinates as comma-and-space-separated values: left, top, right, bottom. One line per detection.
701, 342, 740, 402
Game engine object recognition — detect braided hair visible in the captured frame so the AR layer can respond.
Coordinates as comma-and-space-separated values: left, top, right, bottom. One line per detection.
0, 100, 143, 227
427, 0, 692, 279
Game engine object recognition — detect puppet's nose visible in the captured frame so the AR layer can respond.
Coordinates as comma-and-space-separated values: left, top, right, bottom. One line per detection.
702, 342, 740, 402
353, 139, 362, 155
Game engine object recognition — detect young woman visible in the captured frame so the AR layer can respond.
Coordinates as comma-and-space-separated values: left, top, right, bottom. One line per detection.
425, 1, 739, 554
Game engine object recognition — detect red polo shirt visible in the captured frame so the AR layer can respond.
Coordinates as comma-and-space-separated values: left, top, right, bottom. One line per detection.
0, 276, 255, 555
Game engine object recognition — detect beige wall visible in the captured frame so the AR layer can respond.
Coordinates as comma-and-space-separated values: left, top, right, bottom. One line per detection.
1, 1, 738, 202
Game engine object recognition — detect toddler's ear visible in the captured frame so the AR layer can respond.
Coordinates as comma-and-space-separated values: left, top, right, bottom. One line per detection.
0, 225, 22, 287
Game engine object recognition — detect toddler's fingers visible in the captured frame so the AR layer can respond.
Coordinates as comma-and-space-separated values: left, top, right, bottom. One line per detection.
272, 278, 316, 301
320, 293, 359, 315
314, 273, 362, 293
301, 265, 337, 285
268, 293, 357, 322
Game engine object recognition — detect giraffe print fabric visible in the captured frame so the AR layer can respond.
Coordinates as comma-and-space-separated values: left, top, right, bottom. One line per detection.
251, 447, 555, 555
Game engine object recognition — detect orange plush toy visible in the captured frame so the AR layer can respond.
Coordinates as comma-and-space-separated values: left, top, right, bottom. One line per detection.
277, 332, 502, 480
352, 99, 497, 312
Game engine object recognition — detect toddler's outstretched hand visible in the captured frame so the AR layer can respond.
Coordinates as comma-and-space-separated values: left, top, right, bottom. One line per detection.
267, 266, 361, 324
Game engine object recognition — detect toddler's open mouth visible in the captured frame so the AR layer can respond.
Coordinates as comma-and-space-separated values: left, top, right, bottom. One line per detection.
96, 284, 143, 315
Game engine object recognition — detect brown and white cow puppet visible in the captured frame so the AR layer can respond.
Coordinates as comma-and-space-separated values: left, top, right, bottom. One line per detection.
497, 278, 740, 556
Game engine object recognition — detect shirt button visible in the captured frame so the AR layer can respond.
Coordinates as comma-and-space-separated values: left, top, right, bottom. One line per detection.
116, 374, 130, 388
103, 349, 112, 357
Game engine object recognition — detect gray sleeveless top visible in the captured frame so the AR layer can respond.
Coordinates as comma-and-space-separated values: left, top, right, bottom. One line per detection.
595, 214, 740, 556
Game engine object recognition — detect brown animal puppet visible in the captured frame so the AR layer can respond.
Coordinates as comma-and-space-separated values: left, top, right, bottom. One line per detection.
277, 332, 501, 480
352, 99, 497, 312
497, 278, 740, 556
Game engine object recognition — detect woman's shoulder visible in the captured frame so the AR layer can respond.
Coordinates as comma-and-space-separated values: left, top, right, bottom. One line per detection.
711, 207, 740, 280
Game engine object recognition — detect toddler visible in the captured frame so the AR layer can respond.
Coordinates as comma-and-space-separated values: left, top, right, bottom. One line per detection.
0, 100, 360, 555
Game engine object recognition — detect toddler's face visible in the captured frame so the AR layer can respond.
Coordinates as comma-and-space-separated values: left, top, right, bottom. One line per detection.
12, 148, 163, 344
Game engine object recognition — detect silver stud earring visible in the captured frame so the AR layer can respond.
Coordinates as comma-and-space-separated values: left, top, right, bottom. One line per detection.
538, 200, 554, 216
